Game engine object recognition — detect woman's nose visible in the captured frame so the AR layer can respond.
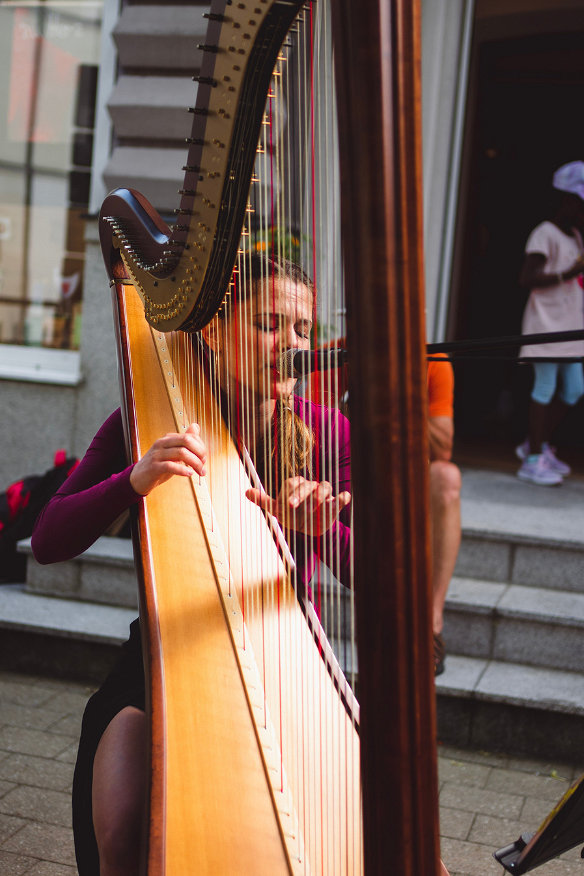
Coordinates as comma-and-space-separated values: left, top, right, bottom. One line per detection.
284, 323, 299, 349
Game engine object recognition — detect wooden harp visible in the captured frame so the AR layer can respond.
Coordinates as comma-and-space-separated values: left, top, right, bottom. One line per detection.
99, 0, 440, 874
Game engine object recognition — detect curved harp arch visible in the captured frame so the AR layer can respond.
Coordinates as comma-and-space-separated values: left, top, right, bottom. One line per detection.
100, 0, 441, 874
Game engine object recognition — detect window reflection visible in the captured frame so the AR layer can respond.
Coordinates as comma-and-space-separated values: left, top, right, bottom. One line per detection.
0, 0, 103, 349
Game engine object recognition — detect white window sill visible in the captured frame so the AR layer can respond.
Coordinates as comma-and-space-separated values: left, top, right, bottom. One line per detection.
0, 345, 82, 386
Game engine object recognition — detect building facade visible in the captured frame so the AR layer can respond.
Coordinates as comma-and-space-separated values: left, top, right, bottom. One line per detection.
0, 0, 583, 490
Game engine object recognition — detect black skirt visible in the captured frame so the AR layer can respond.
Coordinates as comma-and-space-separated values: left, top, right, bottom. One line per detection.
72, 618, 145, 876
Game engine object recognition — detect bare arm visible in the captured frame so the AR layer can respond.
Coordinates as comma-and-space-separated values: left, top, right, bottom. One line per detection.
519, 251, 584, 289
429, 416, 453, 462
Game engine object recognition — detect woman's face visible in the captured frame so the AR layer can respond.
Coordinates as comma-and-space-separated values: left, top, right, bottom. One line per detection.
218, 276, 313, 402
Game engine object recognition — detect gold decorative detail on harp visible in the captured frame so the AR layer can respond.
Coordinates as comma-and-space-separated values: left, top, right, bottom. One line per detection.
100, 0, 305, 333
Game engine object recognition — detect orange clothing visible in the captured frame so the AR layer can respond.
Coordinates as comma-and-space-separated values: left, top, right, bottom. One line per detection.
310, 340, 454, 419
427, 356, 454, 419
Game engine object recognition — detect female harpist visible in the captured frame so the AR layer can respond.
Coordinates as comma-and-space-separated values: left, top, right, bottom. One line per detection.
31, 254, 352, 876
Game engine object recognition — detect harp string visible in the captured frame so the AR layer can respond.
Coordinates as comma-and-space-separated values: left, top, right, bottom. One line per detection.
308, 5, 325, 866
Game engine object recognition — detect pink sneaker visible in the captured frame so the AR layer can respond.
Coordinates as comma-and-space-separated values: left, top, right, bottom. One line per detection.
517, 454, 563, 486
515, 441, 570, 476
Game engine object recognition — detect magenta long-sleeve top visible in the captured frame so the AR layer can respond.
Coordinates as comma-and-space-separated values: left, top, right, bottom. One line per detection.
32, 400, 352, 590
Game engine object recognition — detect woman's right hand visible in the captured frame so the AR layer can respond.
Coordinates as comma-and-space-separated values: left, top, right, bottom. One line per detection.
129, 423, 207, 497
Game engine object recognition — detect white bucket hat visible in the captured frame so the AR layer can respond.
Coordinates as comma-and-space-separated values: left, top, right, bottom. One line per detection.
552, 161, 584, 201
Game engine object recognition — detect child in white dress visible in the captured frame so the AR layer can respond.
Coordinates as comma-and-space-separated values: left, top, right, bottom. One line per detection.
517, 161, 584, 485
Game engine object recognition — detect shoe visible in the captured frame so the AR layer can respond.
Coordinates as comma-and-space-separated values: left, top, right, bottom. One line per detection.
517, 454, 563, 486
516, 441, 571, 476
542, 443, 571, 476
434, 633, 445, 677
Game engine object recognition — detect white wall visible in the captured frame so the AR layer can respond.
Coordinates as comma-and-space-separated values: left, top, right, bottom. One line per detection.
421, 0, 475, 341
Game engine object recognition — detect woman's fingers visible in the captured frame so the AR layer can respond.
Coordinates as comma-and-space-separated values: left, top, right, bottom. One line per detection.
266, 478, 351, 532
287, 481, 317, 508
336, 490, 352, 511
245, 488, 276, 515
130, 425, 207, 496
245, 479, 351, 533
285, 479, 332, 509
157, 443, 206, 475
157, 426, 207, 466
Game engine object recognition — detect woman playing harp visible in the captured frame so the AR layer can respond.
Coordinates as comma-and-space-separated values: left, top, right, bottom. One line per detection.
31, 254, 351, 876
30, 0, 451, 866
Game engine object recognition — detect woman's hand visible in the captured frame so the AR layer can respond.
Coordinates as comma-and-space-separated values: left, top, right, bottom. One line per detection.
246, 476, 351, 534
130, 423, 207, 497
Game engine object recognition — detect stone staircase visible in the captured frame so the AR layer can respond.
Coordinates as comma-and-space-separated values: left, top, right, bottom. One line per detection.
0, 537, 137, 683
104, 4, 210, 212
21, 536, 137, 609
437, 468, 584, 763
2, 468, 584, 763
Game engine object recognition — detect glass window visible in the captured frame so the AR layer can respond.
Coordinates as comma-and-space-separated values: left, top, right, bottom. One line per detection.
0, 0, 103, 351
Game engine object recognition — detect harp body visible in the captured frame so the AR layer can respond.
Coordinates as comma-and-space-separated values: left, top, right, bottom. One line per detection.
113, 279, 361, 874
102, 0, 441, 872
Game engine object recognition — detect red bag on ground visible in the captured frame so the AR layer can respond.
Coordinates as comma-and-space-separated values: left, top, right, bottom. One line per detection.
0, 451, 79, 583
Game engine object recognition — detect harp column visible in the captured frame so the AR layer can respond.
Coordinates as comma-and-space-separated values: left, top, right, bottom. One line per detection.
332, 1, 442, 875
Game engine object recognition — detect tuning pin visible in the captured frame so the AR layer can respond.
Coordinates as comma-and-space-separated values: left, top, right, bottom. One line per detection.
193, 76, 217, 85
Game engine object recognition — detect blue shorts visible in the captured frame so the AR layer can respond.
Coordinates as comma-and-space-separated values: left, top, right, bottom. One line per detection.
531, 362, 584, 406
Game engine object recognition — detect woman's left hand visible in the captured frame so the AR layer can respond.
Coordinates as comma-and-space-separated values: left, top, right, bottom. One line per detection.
246, 476, 351, 534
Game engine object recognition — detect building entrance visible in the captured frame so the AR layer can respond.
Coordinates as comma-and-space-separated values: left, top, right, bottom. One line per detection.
451, 28, 584, 467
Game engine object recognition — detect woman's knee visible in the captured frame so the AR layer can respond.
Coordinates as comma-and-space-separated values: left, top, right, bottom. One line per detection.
430, 461, 461, 505
92, 706, 146, 876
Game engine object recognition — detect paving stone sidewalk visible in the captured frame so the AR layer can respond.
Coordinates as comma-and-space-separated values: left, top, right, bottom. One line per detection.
439, 743, 584, 876
0, 669, 92, 875
0, 667, 583, 875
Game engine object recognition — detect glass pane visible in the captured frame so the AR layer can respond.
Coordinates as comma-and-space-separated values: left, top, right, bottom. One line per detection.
0, 0, 103, 349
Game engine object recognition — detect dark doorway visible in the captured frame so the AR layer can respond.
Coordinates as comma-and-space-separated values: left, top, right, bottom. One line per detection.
451, 30, 584, 465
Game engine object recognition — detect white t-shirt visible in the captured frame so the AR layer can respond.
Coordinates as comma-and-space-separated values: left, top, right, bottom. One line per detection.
520, 221, 584, 358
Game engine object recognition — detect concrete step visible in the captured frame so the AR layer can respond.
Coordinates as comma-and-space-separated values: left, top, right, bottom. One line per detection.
0, 584, 136, 683
444, 577, 584, 672
113, 5, 209, 70
107, 76, 198, 141
456, 469, 584, 591
18, 536, 138, 610
436, 654, 584, 763
103, 146, 186, 213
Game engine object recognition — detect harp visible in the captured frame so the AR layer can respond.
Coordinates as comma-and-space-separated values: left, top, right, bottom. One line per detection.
99, 0, 440, 874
